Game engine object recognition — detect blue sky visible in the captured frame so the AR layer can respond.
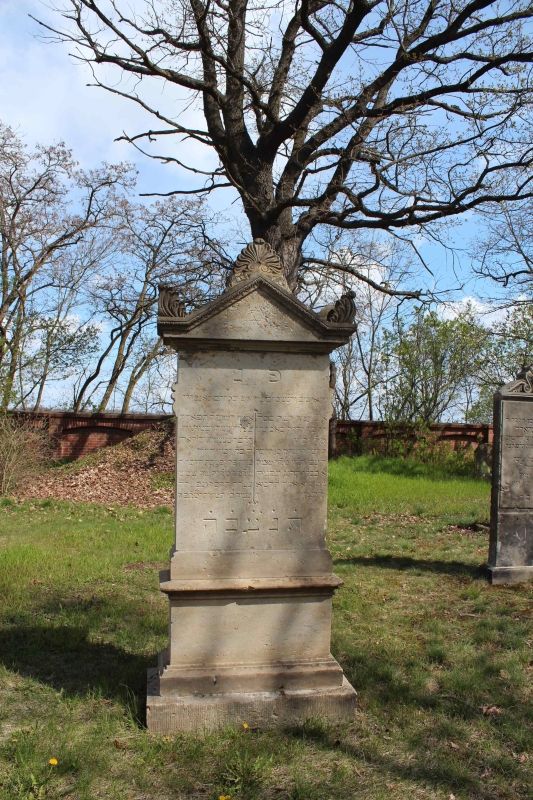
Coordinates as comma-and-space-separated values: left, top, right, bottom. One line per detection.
0, 1, 239, 200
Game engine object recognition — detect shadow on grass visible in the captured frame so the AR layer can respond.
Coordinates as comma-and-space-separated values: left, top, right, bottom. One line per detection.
286, 644, 529, 797
0, 624, 152, 725
285, 722, 485, 796
334, 553, 487, 579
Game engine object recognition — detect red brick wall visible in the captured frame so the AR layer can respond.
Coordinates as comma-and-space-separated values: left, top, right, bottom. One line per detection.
59, 426, 134, 459
9, 410, 172, 460
332, 419, 493, 458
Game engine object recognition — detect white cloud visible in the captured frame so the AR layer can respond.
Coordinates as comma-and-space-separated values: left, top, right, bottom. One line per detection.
0, 1, 221, 197
439, 296, 509, 326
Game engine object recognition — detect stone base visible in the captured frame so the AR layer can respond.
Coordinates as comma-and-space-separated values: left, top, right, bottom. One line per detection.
488, 565, 533, 585
146, 669, 356, 733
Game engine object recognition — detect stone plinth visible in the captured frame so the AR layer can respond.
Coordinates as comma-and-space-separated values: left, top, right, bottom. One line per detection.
488, 366, 533, 585
147, 241, 357, 732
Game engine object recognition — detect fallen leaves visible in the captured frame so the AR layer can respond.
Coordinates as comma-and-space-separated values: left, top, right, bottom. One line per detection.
16, 429, 175, 509
480, 705, 504, 716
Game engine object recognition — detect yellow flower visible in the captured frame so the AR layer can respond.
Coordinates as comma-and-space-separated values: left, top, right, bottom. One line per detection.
48, 758, 58, 767
242, 722, 249, 730
218, 795, 232, 800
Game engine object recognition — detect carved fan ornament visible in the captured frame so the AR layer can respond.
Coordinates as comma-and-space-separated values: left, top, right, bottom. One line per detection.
508, 364, 533, 394
227, 239, 289, 289
158, 284, 186, 318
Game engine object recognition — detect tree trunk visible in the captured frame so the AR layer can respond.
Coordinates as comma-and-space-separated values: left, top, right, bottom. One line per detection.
1, 303, 25, 410
121, 341, 162, 413
97, 333, 130, 412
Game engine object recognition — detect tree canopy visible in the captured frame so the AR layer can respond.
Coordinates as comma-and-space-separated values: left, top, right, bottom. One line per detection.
39, 0, 533, 290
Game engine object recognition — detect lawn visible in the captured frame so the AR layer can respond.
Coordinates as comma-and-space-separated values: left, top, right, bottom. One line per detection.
0, 457, 531, 800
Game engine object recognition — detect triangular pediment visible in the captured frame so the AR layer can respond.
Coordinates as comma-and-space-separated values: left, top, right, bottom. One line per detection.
158, 275, 355, 352
189, 285, 318, 341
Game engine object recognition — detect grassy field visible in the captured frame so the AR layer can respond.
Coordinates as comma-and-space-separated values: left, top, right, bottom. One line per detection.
0, 457, 531, 800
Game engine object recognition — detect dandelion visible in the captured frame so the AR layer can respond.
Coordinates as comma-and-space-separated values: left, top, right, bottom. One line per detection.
48, 758, 58, 767
218, 795, 232, 800
242, 722, 249, 731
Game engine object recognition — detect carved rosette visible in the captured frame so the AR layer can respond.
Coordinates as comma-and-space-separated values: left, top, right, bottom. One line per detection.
159, 284, 186, 318
326, 290, 357, 324
507, 365, 533, 394
227, 239, 289, 290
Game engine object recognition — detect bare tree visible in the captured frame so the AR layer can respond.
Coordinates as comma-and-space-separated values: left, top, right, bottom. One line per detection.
0, 122, 130, 409
126, 347, 177, 412
300, 239, 410, 418
39, 0, 533, 292
474, 197, 533, 299
73, 196, 229, 411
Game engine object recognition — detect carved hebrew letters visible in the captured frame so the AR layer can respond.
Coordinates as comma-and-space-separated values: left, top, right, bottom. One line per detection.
174, 351, 330, 550
500, 401, 533, 509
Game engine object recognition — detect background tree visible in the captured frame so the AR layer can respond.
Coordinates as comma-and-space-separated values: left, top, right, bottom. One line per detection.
72, 196, 229, 412
301, 239, 411, 419
41, 0, 533, 292
474, 198, 533, 300
377, 307, 491, 423
467, 304, 533, 422
0, 121, 130, 410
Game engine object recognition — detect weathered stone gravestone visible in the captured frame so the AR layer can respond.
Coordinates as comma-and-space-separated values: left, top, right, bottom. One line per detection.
488, 365, 533, 584
147, 240, 357, 732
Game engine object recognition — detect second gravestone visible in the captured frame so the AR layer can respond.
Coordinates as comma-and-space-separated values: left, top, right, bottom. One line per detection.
488, 366, 533, 584
147, 240, 357, 732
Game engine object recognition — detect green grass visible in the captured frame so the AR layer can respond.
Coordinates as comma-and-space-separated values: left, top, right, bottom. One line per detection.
329, 455, 490, 522
0, 457, 531, 800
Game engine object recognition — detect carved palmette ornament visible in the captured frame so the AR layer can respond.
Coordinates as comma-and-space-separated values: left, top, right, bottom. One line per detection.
158, 284, 187, 318
227, 239, 289, 289
508, 364, 533, 394
326, 290, 357, 324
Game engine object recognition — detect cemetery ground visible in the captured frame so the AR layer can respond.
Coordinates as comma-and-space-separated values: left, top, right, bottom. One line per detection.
0, 453, 531, 800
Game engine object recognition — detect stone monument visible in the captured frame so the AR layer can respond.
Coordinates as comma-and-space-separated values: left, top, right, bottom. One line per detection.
488, 365, 533, 584
146, 239, 357, 732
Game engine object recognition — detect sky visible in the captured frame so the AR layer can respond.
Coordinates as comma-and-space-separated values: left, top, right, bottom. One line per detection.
0, 1, 522, 314
0, 0, 238, 203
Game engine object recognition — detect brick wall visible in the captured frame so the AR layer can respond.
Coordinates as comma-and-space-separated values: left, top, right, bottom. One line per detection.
9, 410, 172, 460
331, 419, 493, 458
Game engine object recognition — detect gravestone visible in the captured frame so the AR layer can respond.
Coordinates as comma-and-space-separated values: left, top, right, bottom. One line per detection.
488, 365, 533, 584
146, 240, 357, 732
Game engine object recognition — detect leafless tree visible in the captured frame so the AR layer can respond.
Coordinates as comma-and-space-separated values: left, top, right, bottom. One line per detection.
73, 196, 229, 411
0, 121, 130, 409
39, 0, 533, 293
301, 239, 410, 418
474, 197, 533, 300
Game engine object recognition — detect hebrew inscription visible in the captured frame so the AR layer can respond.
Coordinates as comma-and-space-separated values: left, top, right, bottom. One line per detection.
174, 351, 330, 549
500, 400, 533, 508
